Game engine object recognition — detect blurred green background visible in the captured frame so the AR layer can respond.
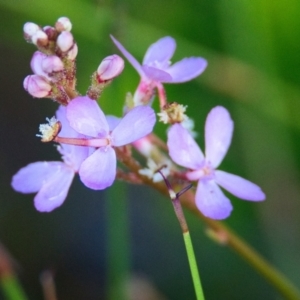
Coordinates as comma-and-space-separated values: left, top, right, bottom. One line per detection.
1, 0, 300, 299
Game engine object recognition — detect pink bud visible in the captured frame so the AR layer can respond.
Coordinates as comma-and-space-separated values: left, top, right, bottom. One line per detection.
57, 31, 74, 52
31, 30, 48, 46
55, 17, 72, 32
67, 43, 78, 60
97, 55, 124, 81
23, 75, 52, 98
43, 26, 57, 41
23, 22, 40, 41
30, 51, 48, 77
42, 56, 64, 73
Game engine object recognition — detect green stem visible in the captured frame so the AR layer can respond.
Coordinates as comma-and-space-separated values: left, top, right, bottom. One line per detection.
1, 275, 28, 300
173, 198, 205, 300
183, 232, 205, 300
159, 171, 205, 300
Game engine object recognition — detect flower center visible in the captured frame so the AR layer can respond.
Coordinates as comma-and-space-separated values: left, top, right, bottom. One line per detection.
186, 161, 215, 181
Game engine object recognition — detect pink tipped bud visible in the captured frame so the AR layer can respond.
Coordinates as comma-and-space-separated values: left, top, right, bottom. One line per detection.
30, 51, 48, 77
23, 22, 40, 41
31, 30, 48, 46
55, 17, 72, 32
67, 43, 78, 60
57, 31, 74, 52
97, 55, 124, 81
23, 75, 51, 98
41, 55, 64, 73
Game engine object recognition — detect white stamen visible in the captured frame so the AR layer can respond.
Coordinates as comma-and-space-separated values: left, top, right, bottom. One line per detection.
36, 117, 59, 141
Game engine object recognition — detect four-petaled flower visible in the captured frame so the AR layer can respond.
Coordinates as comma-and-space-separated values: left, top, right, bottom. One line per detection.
66, 96, 156, 190
167, 106, 265, 220
111, 35, 207, 106
11, 106, 89, 212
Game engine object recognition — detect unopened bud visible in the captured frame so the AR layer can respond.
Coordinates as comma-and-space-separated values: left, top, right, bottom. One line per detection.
23, 75, 52, 98
67, 43, 78, 60
23, 22, 40, 42
97, 55, 124, 82
56, 31, 74, 52
30, 51, 48, 77
42, 55, 64, 73
43, 26, 57, 41
55, 17, 72, 32
31, 30, 48, 46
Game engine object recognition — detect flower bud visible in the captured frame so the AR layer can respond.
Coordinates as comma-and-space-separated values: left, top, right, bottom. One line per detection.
23, 22, 40, 42
31, 29, 48, 46
97, 55, 124, 82
57, 31, 74, 52
67, 43, 78, 60
43, 26, 57, 41
42, 55, 64, 73
55, 17, 72, 32
30, 51, 48, 77
23, 75, 51, 98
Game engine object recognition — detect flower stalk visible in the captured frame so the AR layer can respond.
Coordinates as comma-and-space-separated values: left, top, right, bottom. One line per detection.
158, 170, 205, 300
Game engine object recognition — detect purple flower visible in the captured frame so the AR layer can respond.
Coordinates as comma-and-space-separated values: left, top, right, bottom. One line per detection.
11, 106, 89, 212
111, 35, 207, 84
167, 106, 265, 220
111, 36, 207, 106
66, 96, 156, 190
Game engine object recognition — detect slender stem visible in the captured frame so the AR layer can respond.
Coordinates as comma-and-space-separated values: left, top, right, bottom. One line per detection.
183, 232, 205, 300
115, 148, 300, 300
158, 171, 205, 299
1, 275, 28, 300
173, 196, 205, 300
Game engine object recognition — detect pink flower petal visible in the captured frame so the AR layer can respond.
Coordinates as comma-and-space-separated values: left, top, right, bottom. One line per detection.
79, 147, 116, 190
141, 65, 172, 82
67, 96, 109, 137
112, 106, 156, 146
11, 161, 64, 193
215, 170, 266, 201
110, 35, 145, 78
34, 165, 74, 212
167, 124, 204, 170
143, 36, 176, 65
205, 106, 234, 168
195, 179, 233, 219
165, 57, 207, 83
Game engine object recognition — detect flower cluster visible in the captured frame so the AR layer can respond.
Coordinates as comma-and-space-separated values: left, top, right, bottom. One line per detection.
12, 17, 265, 219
